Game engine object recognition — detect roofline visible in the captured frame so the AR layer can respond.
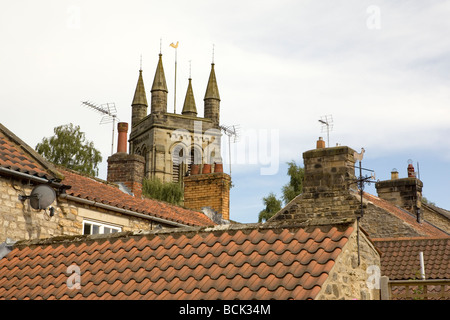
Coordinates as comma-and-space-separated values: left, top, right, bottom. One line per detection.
0, 123, 64, 181
0, 166, 68, 191
59, 193, 190, 228
371, 236, 450, 242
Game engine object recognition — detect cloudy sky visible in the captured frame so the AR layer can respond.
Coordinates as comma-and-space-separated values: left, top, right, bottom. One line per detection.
1, 0, 449, 223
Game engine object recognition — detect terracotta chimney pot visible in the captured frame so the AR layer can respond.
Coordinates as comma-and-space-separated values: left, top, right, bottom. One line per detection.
117, 122, 128, 153
316, 137, 325, 149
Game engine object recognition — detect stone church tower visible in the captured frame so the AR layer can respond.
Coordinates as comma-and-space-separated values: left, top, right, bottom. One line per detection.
128, 53, 223, 184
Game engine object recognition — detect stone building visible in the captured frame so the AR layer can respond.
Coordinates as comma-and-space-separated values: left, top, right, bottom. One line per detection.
0, 135, 382, 300
269, 138, 449, 239
0, 122, 214, 243
110, 52, 232, 220
128, 53, 223, 184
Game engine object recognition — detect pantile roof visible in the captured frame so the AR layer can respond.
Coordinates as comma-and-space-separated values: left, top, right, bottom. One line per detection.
373, 237, 450, 280
59, 168, 214, 227
0, 123, 61, 180
0, 222, 355, 300
362, 192, 448, 237
0, 122, 213, 228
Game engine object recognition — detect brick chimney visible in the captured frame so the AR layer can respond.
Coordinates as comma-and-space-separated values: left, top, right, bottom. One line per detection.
107, 122, 145, 198
376, 163, 423, 220
183, 163, 231, 220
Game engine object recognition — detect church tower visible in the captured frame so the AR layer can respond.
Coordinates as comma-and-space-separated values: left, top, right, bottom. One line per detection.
129, 52, 223, 184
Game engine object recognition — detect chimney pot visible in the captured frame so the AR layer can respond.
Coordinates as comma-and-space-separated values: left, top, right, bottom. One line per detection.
202, 164, 211, 174
316, 137, 325, 149
391, 168, 399, 180
214, 163, 223, 173
407, 163, 415, 178
117, 122, 128, 153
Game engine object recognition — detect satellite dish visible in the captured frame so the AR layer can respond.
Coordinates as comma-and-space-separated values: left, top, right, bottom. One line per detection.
29, 185, 56, 210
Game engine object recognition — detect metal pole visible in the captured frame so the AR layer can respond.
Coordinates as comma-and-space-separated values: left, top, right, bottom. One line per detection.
111, 115, 116, 155
174, 47, 177, 114
228, 134, 232, 176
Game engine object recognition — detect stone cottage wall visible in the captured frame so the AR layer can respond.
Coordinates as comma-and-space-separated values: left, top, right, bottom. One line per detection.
316, 225, 381, 300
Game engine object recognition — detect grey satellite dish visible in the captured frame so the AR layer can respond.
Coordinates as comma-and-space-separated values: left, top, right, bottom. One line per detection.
29, 185, 56, 210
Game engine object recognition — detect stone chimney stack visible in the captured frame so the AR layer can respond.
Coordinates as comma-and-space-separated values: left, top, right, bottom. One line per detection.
270, 139, 361, 224
376, 163, 423, 219
183, 163, 230, 220
107, 122, 145, 198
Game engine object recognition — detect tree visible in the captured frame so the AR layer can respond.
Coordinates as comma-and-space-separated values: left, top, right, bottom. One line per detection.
258, 192, 282, 223
35, 123, 102, 176
257, 160, 305, 222
281, 160, 304, 204
142, 178, 184, 206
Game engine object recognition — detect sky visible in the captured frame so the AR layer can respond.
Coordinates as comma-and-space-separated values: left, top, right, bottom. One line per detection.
1, 0, 450, 223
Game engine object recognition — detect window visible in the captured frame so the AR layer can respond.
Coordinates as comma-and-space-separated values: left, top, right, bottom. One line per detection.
82, 220, 121, 235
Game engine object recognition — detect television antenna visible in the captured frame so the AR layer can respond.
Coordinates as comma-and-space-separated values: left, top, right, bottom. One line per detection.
219, 124, 240, 176
318, 114, 333, 147
81, 101, 119, 155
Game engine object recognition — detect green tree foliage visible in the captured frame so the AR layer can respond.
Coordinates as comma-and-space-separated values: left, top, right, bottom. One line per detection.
35, 123, 102, 176
281, 160, 305, 204
258, 192, 282, 223
258, 160, 305, 222
142, 178, 184, 206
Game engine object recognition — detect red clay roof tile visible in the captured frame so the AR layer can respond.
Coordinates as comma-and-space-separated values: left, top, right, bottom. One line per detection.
59, 168, 214, 227
373, 237, 450, 280
0, 222, 355, 300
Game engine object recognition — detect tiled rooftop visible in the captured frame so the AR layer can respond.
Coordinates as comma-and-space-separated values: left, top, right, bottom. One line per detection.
362, 192, 448, 237
0, 124, 57, 180
373, 237, 450, 280
59, 168, 214, 227
0, 223, 354, 300
0, 123, 213, 228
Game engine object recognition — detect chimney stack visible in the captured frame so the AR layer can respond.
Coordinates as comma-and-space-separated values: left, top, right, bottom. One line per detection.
183, 162, 230, 220
391, 168, 399, 180
107, 122, 145, 198
376, 163, 423, 217
117, 122, 128, 153
269, 140, 361, 224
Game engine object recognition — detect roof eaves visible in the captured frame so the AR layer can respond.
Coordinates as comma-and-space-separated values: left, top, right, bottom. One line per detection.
0, 123, 64, 181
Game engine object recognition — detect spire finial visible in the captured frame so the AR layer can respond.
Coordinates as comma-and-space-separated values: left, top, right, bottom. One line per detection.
160, 38, 162, 54
212, 44, 215, 64
140, 54, 142, 71
189, 60, 192, 78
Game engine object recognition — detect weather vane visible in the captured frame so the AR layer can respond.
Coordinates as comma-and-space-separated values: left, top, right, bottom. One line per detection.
170, 41, 179, 114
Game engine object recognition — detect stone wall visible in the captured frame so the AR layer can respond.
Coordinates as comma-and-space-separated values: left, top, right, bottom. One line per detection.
184, 172, 231, 220
316, 223, 381, 300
